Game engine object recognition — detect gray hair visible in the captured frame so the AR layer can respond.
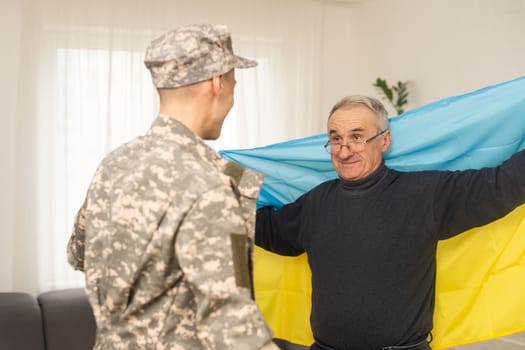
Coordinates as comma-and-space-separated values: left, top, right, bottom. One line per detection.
328, 95, 389, 131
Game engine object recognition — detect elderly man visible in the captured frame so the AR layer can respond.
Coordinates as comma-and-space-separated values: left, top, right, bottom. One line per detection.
68, 24, 279, 350
256, 95, 525, 350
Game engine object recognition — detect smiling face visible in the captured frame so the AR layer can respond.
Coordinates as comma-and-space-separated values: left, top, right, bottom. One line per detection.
327, 105, 391, 181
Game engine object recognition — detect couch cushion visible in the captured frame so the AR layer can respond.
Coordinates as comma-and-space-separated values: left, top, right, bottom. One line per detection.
38, 288, 96, 350
0, 292, 46, 350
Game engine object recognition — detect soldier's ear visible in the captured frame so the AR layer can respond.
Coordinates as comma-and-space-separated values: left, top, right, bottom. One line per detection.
210, 75, 223, 96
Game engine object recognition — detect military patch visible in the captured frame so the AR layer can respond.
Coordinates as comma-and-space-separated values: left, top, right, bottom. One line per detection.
230, 233, 250, 288
223, 161, 245, 184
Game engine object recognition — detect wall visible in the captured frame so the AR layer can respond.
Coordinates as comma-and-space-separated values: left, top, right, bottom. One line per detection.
0, 0, 524, 292
320, 0, 525, 118
0, 0, 21, 291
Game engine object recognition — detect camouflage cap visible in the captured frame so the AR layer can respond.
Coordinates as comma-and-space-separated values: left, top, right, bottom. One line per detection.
144, 24, 257, 88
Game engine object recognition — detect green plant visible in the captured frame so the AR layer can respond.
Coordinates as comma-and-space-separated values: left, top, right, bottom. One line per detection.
373, 78, 409, 115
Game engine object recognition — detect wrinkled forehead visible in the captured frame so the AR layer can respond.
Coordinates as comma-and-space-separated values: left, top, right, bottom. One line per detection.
327, 105, 380, 133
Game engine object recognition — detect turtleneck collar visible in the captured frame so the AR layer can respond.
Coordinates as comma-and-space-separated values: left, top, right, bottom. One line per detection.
340, 161, 388, 194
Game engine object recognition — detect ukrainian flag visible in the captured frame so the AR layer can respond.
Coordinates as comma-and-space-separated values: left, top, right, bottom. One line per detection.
221, 76, 525, 349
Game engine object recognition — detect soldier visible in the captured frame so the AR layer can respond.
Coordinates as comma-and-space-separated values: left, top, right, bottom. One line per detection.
68, 24, 279, 350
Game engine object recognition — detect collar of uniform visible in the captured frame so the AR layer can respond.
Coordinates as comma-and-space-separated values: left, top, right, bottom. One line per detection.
149, 114, 222, 166
149, 114, 263, 197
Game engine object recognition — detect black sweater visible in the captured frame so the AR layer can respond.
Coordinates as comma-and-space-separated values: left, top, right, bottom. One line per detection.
256, 149, 525, 350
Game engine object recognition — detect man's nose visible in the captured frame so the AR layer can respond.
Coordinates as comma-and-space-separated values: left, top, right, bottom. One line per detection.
337, 144, 355, 156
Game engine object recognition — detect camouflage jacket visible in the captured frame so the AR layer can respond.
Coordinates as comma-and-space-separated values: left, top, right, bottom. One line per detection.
68, 115, 277, 350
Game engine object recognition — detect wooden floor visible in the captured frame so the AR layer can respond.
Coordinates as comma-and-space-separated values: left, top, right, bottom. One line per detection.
447, 332, 525, 349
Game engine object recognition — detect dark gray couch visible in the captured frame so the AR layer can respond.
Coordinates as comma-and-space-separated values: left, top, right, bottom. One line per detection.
0, 288, 96, 350
0, 288, 307, 350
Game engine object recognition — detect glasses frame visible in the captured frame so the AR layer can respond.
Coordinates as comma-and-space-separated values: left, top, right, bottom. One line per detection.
324, 129, 388, 154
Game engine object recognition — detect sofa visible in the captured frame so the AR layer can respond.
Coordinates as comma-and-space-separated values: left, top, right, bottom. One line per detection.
0, 288, 306, 350
5, 288, 525, 350
0, 288, 96, 350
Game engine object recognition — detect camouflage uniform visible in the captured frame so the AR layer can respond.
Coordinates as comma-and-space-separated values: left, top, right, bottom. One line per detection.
68, 24, 278, 350
68, 115, 276, 349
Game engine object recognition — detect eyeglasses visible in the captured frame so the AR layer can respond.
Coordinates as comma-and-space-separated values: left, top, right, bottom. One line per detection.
323, 129, 388, 154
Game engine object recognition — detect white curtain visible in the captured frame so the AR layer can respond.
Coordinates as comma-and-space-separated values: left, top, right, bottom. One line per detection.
8, 0, 327, 294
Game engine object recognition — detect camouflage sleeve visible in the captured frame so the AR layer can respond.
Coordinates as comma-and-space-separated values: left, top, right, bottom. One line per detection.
67, 199, 87, 272
222, 161, 264, 238
176, 184, 277, 350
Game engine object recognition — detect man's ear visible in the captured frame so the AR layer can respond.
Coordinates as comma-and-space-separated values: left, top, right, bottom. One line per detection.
210, 75, 223, 96
381, 130, 392, 153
